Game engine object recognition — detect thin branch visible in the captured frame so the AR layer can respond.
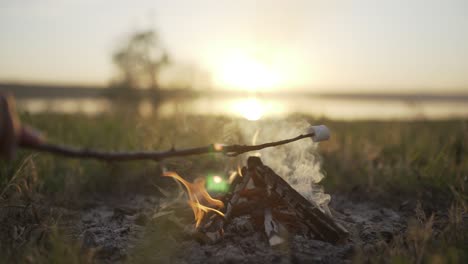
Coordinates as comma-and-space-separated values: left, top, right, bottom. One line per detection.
222, 133, 314, 156
21, 132, 315, 162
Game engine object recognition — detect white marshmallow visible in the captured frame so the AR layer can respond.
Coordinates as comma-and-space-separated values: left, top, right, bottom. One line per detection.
308, 125, 330, 142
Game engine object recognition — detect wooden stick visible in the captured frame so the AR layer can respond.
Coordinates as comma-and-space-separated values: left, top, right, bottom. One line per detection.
20, 132, 316, 162
2, 94, 328, 162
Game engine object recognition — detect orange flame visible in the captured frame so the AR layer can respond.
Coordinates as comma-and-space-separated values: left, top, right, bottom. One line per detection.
237, 165, 243, 177
163, 171, 224, 228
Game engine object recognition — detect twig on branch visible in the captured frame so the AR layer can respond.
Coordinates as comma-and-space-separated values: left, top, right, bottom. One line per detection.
21, 132, 316, 162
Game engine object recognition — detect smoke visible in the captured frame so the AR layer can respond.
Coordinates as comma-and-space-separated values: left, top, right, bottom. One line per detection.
222, 119, 331, 210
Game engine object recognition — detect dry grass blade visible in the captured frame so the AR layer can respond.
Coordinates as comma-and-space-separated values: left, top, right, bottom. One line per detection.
0, 154, 37, 200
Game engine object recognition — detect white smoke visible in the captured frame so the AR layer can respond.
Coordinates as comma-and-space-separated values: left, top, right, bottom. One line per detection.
222, 119, 331, 209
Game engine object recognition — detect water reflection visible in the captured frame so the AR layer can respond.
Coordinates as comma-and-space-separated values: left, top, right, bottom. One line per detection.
235, 98, 267, 121
17, 96, 468, 121
138, 99, 154, 118
19, 98, 111, 114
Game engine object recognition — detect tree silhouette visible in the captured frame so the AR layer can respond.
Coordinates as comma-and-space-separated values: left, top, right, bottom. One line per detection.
113, 30, 169, 90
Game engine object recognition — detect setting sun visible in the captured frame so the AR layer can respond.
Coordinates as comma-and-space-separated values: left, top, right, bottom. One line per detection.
214, 52, 284, 91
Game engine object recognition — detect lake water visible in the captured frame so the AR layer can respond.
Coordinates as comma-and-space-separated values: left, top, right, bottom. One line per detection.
17, 95, 468, 121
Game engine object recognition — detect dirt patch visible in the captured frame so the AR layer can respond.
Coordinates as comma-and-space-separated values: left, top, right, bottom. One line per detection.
69, 195, 158, 263
70, 193, 406, 263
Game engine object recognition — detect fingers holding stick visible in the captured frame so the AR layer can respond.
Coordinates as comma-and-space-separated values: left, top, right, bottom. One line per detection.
0, 93, 44, 160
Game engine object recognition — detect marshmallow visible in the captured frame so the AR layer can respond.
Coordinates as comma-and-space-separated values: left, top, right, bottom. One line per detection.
308, 125, 330, 142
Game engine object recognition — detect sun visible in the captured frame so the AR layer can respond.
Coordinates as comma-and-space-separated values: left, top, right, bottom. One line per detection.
214, 52, 283, 91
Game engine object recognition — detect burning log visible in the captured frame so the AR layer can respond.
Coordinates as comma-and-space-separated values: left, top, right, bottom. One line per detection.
247, 156, 349, 244
227, 156, 349, 244
185, 156, 348, 245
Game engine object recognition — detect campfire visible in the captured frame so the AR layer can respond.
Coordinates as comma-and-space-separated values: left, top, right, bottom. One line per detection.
164, 156, 349, 247
1, 93, 348, 248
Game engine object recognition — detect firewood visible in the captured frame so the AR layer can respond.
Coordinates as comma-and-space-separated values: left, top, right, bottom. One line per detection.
229, 200, 265, 218
247, 156, 349, 244
197, 156, 348, 246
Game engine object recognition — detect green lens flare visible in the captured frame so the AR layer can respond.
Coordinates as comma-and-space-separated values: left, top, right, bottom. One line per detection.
206, 175, 229, 193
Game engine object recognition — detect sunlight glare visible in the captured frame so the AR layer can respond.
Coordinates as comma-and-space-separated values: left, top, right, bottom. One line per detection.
216, 53, 283, 91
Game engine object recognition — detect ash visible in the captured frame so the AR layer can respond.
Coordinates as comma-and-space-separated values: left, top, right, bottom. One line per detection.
72, 193, 404, 264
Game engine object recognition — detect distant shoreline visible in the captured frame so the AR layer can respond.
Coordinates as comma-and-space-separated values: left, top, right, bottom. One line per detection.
1, 82, 467, 102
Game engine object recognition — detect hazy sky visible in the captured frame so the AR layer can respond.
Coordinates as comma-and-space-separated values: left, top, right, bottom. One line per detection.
1, 0, 468, 92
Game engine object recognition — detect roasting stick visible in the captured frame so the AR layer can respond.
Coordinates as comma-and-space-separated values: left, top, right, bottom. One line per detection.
1, 93, 330, 162
22, 132, 319, 161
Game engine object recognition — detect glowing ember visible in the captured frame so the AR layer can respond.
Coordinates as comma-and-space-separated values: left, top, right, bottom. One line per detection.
213, 143, 224, 151
163, 171, 224, 228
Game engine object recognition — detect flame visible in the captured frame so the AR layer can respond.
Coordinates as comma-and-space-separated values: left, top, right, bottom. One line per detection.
163, 171, 224, 228
228, 170, 238, 184
228, 164, 243, 183
237, 165, 243, 177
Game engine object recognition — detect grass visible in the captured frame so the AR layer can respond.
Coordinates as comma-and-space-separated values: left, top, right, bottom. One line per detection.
0, 111, 466, 263
321, 120, 467, 190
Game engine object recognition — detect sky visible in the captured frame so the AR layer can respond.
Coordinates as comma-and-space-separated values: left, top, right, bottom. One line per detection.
1, 0, 468, 92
